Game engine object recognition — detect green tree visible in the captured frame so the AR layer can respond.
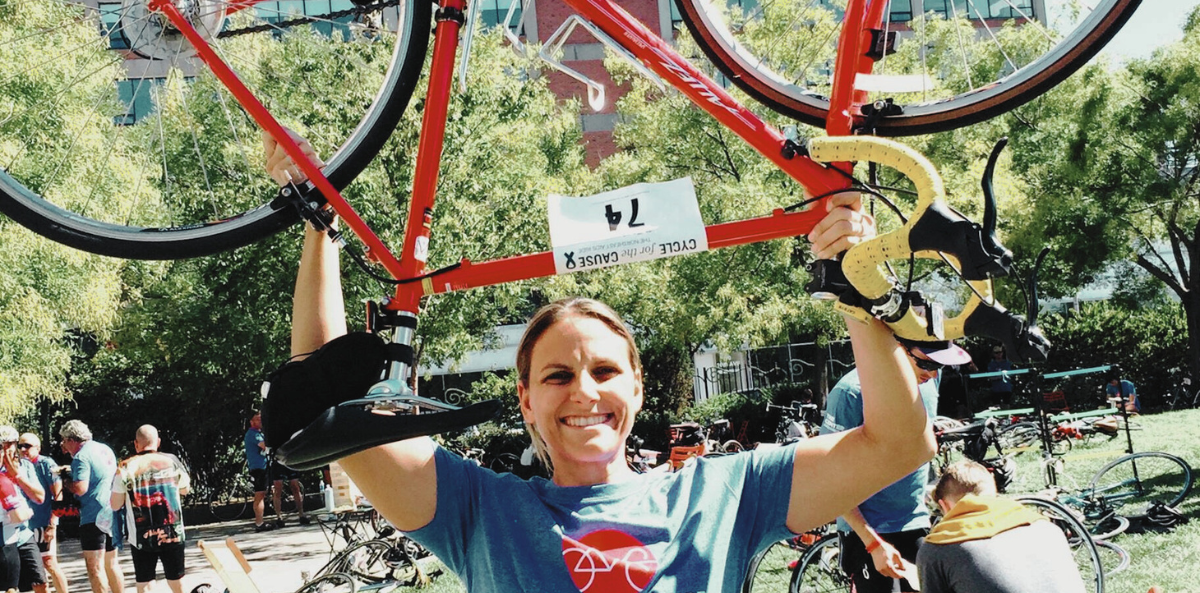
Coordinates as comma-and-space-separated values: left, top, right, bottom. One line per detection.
0, 3, 138, 419
990, 8, 1200, 378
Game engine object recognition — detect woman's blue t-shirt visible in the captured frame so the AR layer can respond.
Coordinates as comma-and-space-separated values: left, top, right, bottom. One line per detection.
410, 443, 797, 593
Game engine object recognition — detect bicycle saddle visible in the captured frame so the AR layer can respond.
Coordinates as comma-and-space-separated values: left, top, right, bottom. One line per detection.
275, 398, 503, 470
263, 331, 503, 470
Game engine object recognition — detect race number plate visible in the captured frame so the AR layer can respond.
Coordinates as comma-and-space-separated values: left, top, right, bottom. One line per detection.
548, 178, 709, 275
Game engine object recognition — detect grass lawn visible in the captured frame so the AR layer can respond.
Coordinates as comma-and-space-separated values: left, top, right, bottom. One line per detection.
398, 409, 1200, 593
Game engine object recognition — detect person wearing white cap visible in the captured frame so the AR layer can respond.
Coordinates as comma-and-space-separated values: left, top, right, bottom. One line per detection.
820, 338, 971, 593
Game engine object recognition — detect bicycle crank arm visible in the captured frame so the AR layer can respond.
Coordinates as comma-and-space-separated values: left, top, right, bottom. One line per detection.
276, 399, 503, 470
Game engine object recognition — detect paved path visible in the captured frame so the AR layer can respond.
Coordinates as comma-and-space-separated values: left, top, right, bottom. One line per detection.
57, 517, 335, 593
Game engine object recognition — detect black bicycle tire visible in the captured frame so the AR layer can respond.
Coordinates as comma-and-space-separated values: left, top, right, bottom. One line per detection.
787, 533, 850, 593
295, 572, 357, 593
1088, 514, 1129, 542
1095, 540, 1131, 577
1052, 435, 1074, 456
333, 539, 401, 585
1088, 451, 1194, 511
1014, 496, 1104, 593
741, 538, 799, 593
207, 491, 250, 523
674, 0, 1141, 136
998, 422, 1041, 450
0, 0, 431, 260
489, 453, 520, 474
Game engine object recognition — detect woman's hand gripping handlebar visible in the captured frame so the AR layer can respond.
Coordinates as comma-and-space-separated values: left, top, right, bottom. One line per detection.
806, 136, 1050, 364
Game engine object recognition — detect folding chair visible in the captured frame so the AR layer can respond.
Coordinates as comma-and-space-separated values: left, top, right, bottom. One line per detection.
198, 538, 262, 593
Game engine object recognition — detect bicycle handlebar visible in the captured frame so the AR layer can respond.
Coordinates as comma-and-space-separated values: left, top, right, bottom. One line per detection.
806, 137, 1050, 364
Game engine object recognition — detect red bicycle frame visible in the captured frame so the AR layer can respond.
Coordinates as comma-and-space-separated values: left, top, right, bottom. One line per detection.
149, 0, 885, 314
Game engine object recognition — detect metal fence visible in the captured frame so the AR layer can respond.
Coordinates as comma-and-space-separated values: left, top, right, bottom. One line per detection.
692, 339, 856, 401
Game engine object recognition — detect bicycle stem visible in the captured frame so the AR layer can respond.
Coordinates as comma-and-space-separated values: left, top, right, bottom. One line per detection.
147, 0, 406, 280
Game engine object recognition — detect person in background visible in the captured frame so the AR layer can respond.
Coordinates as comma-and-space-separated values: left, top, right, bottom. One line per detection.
918, 460, 1085, 593
59, 420, 123, 593
18, 433, 68, 593
244, 413, 273, 532
111, 425, 191, 593
1106, 378, 1139, 414
987, 346, 1014, 407
821, 338, 969, 593
267, 459, 309, 529
0, 469, 34, 590
0, 426, 47, 593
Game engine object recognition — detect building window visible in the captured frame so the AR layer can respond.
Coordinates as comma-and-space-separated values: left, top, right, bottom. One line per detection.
114, 78, 164, 126
887, 0, 913, 22
986, 0, 1034, 19
669, 0, 683, 30
256, 0, 356, 39
478, 0, 525, 34
97, 3, 130, 50
925, 0, 1033, 20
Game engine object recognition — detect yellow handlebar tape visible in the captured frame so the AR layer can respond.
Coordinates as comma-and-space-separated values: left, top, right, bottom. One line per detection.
808, 136, 996, 342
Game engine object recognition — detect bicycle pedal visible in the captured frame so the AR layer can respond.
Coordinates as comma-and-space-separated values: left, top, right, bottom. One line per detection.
275, 399, 503, 470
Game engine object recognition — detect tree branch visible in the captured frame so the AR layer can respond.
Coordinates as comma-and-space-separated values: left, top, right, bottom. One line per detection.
1136, 253, 1185, 298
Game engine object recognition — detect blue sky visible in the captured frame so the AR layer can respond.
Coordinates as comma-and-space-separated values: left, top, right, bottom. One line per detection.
1101, 0, 1199, 61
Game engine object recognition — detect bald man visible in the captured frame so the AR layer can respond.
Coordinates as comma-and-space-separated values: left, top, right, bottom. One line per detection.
110, 425, 191, 593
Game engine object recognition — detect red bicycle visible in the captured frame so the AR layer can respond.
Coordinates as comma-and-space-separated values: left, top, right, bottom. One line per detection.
1, 0, 1138, 466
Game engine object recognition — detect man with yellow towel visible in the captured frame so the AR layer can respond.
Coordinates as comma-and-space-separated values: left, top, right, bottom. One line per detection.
918, 461, 1086, 593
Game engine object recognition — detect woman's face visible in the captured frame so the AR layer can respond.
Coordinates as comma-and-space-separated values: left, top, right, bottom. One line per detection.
518, 315, 642, 474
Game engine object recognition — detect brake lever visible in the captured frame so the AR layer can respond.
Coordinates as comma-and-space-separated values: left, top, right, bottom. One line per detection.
805, 136, 1050, 363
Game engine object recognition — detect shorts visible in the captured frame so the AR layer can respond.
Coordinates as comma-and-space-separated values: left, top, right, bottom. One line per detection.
268, 461, 299, 483
78, 523, 115, 552
33, 527, 56, 558
130, 543, 186, 582
839, 528, 927, 593
17, 540, 47, 591
249, 468, 268, 494
0, 542, 18, 590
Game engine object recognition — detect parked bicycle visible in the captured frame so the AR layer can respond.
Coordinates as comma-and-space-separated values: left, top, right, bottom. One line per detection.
1166, 368, 1199, 410
295, 532, 437, 593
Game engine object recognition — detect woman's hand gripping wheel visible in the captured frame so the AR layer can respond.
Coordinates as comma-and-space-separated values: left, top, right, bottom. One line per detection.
261, 332, 502, 471
807, 137, 1049, 363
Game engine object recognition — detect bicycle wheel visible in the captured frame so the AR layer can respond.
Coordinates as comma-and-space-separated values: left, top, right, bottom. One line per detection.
1015, 496, 1104, 593
998, 422, 1040, 450
333, 539, 408, 585
1087, 452, 1193, 517
0, 0, 430, 259
742, 537, 805, 593
675, 0, 1140, 135
488, 453, 520, 474
1051, 435, 1073, 456
295, 572, 357, 593
1088, 514, 1128, 542
788, 534, 851, 593
1094, 540, 1130, 577
207, 473, 252, 522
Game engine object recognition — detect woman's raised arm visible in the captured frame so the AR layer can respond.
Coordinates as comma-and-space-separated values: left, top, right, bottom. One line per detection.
785, 193, 937, 533
272, 131, 441, 532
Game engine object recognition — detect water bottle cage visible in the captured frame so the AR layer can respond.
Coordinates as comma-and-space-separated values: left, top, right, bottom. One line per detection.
806, 137, 1048, 363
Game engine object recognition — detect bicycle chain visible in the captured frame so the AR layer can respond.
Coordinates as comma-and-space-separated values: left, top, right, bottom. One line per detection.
216, 0, 402, 38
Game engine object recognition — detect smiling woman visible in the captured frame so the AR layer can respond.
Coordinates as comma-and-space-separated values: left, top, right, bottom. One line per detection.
265, 136, 939, 593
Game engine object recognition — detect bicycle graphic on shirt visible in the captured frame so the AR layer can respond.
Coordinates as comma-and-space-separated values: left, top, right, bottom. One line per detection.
563, 542, 658, 592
